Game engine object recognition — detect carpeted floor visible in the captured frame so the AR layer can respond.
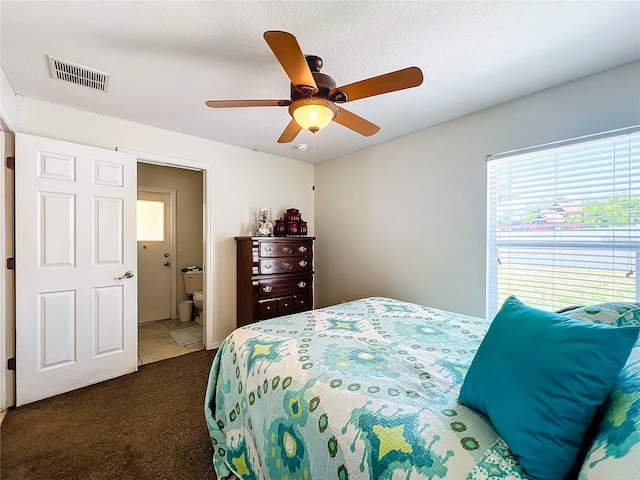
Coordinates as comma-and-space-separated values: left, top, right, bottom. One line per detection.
1, 349, 218, 480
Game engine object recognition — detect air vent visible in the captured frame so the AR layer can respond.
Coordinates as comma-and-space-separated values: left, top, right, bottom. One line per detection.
47, 55, 110, 92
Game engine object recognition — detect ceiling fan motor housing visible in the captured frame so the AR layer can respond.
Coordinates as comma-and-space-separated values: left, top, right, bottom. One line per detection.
290, 55, 346, 102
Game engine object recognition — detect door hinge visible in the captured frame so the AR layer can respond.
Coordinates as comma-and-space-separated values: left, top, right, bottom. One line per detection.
7, 357, 15, 371
6, 156, 15, 169
6, 257, 14, 270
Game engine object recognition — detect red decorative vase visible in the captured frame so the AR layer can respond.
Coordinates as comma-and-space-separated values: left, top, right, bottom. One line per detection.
274, 219, 286, 237
286, 221, 299, 236
299, 221, 308, 236
284, 208, 301, 222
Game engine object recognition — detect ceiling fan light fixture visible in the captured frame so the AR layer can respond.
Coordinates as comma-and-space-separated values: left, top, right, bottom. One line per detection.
289, 98, 339, 132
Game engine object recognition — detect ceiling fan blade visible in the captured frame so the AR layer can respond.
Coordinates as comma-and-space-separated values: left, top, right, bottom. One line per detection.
332, 107, 380, 137
277, 119, 303, 143
332, 66, 423, 102
205, 99, 291, 108
263, 31, 318, 93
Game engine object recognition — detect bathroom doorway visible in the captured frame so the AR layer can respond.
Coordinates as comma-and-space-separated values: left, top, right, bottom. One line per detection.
136, 163, 205, 365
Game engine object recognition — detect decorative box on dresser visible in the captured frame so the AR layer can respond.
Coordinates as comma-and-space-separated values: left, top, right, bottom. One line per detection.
235, 236, 315, 328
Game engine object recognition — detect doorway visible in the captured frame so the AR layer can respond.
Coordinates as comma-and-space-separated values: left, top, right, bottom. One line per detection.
136, 163, 205, 365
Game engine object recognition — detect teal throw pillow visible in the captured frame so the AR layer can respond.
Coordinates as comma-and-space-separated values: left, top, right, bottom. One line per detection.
459, 296, 639, 480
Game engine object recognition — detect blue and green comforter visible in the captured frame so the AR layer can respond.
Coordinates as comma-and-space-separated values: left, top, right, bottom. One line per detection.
205, 297, 528, 479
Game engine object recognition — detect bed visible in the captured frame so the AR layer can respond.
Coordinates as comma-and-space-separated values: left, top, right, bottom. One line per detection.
205, 297, 640, 479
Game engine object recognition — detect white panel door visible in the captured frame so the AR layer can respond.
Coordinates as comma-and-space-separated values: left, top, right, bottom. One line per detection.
137, 190, 173, 323
15, 133, 137, 406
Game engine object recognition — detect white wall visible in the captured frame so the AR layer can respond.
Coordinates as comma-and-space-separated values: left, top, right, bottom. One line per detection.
0, 67, 16, 130
315, 60, 640, 318
14, 97, 315, 344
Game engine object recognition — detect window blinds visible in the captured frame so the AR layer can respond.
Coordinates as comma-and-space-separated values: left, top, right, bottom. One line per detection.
486, 127, 640, 319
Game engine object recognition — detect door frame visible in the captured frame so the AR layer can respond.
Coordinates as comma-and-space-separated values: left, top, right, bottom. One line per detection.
0, 129, 8, 412
0, 112, 15, 411
137, 186, 178, 320
118, 148, 213, 350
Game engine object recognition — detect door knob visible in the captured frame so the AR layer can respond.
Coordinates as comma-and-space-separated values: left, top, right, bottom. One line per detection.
163, 262, 170, 267
164, 253, 170, 258
115, 271, 134, 280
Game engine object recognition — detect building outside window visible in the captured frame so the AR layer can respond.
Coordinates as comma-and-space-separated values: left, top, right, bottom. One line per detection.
486, 127, 640, 319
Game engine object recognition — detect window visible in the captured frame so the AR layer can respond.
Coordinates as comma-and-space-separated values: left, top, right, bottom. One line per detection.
137, 200, 164, 241
486, 127, 640, 319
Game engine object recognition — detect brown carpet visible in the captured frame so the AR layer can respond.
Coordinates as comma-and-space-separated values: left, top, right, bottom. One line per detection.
1, 349, 218, 480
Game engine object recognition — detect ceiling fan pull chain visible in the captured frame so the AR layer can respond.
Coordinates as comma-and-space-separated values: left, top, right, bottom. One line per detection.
312, 134, 316, 164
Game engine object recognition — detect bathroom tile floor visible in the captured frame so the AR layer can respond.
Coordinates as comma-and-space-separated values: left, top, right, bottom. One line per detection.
138, 318, 203, 366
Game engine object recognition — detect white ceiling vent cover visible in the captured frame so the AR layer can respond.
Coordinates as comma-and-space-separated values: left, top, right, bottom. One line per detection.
47, 55, 110, 92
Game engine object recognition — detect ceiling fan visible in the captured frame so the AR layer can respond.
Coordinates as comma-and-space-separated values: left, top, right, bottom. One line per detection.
205, 31, 424, 143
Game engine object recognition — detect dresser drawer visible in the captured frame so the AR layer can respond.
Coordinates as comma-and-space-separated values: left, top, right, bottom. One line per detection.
258, 299, 279, 319
258, 257, 311, 275
259, 241, 312, 258
278, 297, 296, 315
256, 275, 311, 300
293, 295, 310, 312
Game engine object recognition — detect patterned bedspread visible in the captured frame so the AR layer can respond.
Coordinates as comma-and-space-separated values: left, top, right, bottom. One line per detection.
205, 297, 528, 479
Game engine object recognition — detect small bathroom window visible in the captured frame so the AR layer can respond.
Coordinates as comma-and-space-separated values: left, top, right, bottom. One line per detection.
137, 200, 164, 241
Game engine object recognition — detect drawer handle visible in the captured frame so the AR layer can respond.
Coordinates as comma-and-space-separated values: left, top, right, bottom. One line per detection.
283, 302, 289, 307
263, 262, 272, 270
266, 305, 272, 310
262, 285, 273, 293
298, 246, 307, 253
264, 245, 273, 252
281, 246, 292, 254
299, 260, 307, 267
282, 261, 292, 270
298, 281, 306, 288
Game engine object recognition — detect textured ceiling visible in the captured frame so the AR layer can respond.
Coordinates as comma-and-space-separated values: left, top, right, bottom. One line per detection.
1, 1, 639, 163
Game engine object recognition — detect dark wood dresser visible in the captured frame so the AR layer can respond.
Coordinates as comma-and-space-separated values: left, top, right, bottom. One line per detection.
235, 236, 315, 327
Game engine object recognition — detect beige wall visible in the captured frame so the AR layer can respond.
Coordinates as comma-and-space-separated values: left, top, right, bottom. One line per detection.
12, 97, 315, 347
315, 60, 640, 318
138, 163, 204, 303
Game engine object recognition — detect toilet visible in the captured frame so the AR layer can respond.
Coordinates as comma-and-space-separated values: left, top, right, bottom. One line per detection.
182, 271, 204, 322
192, 291, 205, 322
